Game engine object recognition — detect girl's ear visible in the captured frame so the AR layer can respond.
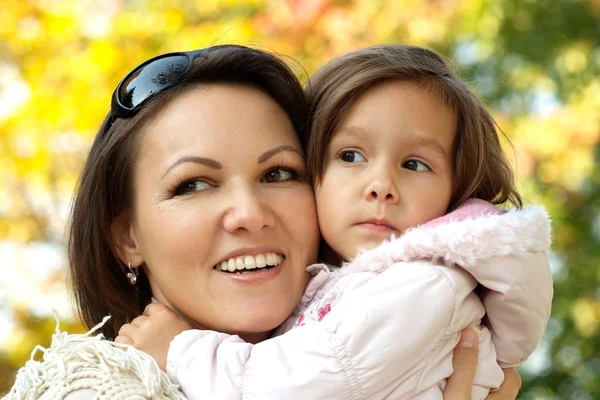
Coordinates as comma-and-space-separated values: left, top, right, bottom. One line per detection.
111, 214, 144, 268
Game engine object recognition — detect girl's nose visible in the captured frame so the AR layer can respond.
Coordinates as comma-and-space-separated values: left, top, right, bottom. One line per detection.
364, 174, 399, 204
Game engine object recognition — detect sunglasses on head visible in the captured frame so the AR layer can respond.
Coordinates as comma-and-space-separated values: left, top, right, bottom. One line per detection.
109, 45, 240, 122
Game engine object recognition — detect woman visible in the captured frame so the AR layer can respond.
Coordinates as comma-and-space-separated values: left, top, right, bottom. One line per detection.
4, 45, 520, 399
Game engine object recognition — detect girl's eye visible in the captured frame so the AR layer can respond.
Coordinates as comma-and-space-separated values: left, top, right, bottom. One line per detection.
340, 150, 365, 163
174, 180, 211, 196
260, 168, 298, 183
403, 159, 430, 172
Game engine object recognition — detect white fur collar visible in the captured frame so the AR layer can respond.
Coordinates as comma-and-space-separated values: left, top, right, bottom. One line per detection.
347, 205, 551, 272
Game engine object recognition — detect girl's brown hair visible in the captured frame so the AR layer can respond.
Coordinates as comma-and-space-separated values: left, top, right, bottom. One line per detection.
68, 45, 308, 339
305, 44, 522, 211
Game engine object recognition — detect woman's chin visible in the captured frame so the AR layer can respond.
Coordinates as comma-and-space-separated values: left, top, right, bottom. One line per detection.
223, 309, 291, 343
236, 330, 275, 344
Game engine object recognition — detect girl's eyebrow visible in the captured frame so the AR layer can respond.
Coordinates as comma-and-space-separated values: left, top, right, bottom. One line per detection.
411, 136, 448, 158
335, 126, 447, 158
334, 126, 370, 139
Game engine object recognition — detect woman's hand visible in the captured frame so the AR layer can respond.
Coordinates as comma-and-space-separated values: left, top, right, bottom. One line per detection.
487, 368, 522, 400
443, 327, 522, 400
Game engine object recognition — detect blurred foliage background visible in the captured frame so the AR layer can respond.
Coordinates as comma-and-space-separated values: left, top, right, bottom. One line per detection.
0, 0, 598, 398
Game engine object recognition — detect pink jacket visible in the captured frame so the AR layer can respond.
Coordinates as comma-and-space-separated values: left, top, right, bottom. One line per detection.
167, 200, 553, 399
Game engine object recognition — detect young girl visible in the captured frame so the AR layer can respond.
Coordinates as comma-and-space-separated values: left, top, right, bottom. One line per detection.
118, 45, 553, 399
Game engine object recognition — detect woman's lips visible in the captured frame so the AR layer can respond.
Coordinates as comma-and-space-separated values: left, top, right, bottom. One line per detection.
215, 259, 284, 283
214, 252, 283, 272
217, 246, 285, 263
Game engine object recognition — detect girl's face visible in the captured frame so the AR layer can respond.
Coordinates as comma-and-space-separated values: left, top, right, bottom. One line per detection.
315, 80, 457, 261
120, 84, 320, 342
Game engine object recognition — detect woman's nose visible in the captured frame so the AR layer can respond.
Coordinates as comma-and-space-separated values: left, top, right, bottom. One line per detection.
223, 186, 275, 233
364, 174, 399, 203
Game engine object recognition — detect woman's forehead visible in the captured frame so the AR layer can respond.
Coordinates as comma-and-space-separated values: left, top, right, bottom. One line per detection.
135, 84, 303, 169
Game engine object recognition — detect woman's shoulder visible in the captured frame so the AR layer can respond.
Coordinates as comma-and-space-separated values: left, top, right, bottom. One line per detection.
3, 316, 185, 400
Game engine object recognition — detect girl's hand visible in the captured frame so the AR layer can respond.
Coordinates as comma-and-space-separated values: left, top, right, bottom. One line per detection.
115, 303, 193, 370
443, 327, 522, 400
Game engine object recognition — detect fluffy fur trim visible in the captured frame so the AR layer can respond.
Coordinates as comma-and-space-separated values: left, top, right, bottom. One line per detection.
346, 204, 551, 274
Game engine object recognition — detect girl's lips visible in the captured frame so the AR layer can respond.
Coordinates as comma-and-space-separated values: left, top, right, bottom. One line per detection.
357, 218, 397, 232
357, 222, 396, 232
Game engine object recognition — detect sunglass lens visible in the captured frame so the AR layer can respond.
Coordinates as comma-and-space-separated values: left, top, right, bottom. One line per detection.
118, 55, 189, 109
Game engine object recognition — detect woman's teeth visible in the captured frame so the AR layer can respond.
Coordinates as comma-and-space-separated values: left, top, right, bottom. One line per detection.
217, 253, 283, 272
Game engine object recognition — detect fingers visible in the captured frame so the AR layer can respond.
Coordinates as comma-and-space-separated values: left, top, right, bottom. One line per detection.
486, 368, 522, 400
114, 335, 134, 345
115, 313, 158, 347
116, 318, 149, 346
118, 322, 136, 338
443, 326, 480, 400
131, 315, 149, 327
503, 368, 522, 393
143, 302, 168, 316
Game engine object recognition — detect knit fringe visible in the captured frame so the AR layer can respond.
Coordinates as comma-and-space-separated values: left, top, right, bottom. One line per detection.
3, 314, 186, 399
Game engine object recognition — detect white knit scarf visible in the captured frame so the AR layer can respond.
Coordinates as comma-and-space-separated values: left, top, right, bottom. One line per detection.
2, 316, 186, 399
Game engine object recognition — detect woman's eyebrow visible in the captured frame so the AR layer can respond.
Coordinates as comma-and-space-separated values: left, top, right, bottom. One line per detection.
257, 145, 304, 163
162, 156, 222, 178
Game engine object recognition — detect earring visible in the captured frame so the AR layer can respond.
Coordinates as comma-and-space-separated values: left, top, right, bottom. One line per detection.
126, 262, 138, 285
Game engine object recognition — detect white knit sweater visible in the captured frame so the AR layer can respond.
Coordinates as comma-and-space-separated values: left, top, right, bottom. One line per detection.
3, 316, 186, 400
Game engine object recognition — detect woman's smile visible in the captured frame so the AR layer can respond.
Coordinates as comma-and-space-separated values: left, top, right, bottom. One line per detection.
214, 252, 284, 272
214, 256, 285, 283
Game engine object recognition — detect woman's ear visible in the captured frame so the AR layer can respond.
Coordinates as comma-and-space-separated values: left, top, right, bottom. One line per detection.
111, 214, 144, 268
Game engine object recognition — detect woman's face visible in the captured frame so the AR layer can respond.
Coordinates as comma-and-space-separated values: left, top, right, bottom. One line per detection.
126, 84, 319, 342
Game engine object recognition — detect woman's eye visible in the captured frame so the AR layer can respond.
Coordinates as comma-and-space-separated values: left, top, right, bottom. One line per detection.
403, 159, 430, 172
261, 168, 297, 183
175, 180, 211, 195
340, 150, 365, 163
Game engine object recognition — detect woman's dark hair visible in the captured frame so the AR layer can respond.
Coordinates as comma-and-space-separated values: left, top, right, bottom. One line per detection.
305, 44, 522, 212
68, 45, 309, 339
